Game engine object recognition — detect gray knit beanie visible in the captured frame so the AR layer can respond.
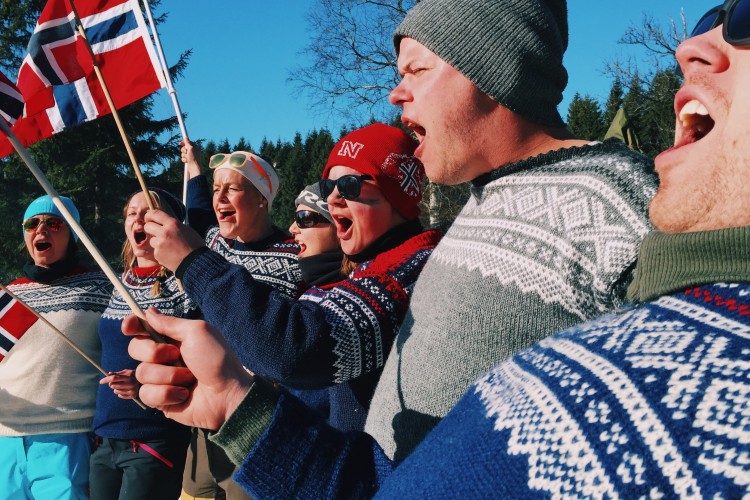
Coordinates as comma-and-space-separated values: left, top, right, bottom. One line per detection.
295, 183, 334, 224
394, 0, 568, 127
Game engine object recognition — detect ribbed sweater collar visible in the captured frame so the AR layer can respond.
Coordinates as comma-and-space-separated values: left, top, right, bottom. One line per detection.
626, 226, 750, 303
472, 139, 622, 187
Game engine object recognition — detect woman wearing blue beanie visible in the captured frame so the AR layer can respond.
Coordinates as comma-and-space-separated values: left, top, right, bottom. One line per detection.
0, 194, 112, 499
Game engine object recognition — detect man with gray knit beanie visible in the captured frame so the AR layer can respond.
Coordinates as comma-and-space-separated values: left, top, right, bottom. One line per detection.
365, 0, 657, 462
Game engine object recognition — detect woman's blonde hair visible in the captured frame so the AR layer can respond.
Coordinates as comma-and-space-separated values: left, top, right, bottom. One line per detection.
121, 190, 179, 297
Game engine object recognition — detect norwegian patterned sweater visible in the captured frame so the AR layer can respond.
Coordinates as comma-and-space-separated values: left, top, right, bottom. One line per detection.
180, 224, 442, 427
93, 266, 199, 440
186, 174, 302, 300
366, 139, 658, 460
213, 226, 750, 499
0, 268, 112, 436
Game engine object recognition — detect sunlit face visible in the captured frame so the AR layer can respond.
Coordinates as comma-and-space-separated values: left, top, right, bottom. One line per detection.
24, 215, 71, 267
212, 169, 268, 242
124, 192, 158, 267
389, 37, 500, 185
288, 206, 339, 258
325, 166, 404, 255
651, 25, 750, 233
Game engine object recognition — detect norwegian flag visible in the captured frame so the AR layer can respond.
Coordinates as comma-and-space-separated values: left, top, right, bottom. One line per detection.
0, 72, 24, 126
0, 0, 166, 159
0, 289, 39, 361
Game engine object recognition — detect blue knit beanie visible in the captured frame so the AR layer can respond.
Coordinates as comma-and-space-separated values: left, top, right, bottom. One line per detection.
22, 195, 80, 241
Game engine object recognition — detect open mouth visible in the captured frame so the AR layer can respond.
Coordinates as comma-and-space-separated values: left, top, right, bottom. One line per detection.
134, 231, 147, 244
402, 118, 425, 141
335, 216, 353, 233
677, 99, 715, 146
218, 210, 236, 221
34, 241, 52, 251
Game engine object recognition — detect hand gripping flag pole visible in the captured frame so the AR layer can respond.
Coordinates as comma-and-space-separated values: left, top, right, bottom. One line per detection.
140, 0, 191, 206
0, 283, 148, 410
0, 117, 167, 348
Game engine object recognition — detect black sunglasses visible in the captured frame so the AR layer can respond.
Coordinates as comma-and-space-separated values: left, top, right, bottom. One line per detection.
691, 0, 750, 45
294, 210, 330, 228
319, 174, 373, 200
22, 216, 65, 232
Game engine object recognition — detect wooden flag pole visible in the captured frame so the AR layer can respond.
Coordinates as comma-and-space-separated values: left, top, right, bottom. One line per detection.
68, 0, 155, 210
68, 0, 184, 292
0, 283, 148, 410
0, 118, 166, 345
140, 0, 191, 206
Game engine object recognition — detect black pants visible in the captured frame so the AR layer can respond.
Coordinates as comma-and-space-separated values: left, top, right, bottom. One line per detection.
89, 436, 188, 500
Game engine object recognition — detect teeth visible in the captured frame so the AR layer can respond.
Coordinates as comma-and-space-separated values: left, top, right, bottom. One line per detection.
679, 99, 709, 128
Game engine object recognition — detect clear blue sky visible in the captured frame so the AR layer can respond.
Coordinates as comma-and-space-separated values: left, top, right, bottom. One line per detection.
149, 0, 709, 161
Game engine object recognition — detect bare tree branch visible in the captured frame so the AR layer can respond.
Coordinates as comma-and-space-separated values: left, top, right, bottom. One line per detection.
288, 0, 413, 125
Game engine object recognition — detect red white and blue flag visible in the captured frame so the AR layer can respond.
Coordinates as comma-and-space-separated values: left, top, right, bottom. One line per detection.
0, 0, 166, 159
0, 289, 39, 361
0, 72, 24, 126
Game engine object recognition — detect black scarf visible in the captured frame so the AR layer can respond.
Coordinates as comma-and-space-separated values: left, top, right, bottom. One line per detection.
22, 246, 80, 284
347, 219, 423, 264
299, 250, 346, 286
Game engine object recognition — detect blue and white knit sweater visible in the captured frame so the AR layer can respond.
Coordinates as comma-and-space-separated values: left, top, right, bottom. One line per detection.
180, 223, 442, 428
94, 267, 199, 440
186, 174, 302, 300
0, 267, 111, 436
214, 226, 750, 499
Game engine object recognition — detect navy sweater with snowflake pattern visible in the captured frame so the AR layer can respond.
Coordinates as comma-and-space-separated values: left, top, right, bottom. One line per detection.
186, 174, 302, 300
178, 223, 441, 424
212, 226, 750, 499
93, 267, 199, 440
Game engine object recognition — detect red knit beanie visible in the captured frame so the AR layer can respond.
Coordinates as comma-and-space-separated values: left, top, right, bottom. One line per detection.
322, 123, 425, 220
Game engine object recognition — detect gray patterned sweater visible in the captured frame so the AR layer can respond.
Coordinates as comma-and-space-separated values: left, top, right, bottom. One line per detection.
365, 139, 658, 460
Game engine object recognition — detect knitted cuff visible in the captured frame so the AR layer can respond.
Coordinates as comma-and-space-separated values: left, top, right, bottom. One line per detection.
209, 378, 280, 466
175, 246, 211, 281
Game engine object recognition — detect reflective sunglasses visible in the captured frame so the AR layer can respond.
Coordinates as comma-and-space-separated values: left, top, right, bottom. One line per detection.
319, 174, 373, 200
691, 0, 750, 45
22, 216, 65, 232
294, 210, 331, 228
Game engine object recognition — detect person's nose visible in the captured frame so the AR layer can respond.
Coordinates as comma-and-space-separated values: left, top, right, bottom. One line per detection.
389, 78, 410, 106
675, 25, 729, 80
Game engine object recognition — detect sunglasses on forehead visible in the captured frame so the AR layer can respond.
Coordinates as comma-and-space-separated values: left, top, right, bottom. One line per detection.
691, 0, 750, 45
294, 210, 331, 228
319, 174, 373, 200
22, 216, 65, 232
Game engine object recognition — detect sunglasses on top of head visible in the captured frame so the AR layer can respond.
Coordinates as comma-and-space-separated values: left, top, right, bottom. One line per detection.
294, 210, 331, 229
22, 216, 65, 232
691, 0, 750, 45
319, 174, 374, 200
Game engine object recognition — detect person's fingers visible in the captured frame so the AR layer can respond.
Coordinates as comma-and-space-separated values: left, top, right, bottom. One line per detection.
128, 336, 181, 363
144, 208, 171, 226
99, 375, 114, 385
135, 362, 196, 387
137, 383, 190, 407
124, 308, 192, 346
122, 314, 148, 337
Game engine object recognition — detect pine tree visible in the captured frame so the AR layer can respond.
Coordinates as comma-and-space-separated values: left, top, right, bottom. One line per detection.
640, 68, 681, 158
566, 93, 605, 141
0, 0, 184, 276
602, 78, 624, 135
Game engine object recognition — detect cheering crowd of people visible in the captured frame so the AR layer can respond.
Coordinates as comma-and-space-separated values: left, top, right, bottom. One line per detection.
1, 0, 750, 498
